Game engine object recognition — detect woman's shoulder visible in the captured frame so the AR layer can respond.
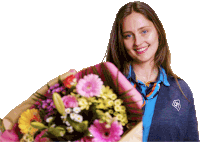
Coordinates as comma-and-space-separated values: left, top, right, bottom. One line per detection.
167, 76, 190, 90
167, 75, 193, 102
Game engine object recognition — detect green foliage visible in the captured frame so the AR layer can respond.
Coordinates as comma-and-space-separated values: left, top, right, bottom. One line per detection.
31, 121, 48, 130
67, 117, 88, 133
80, 62, 143, 124
48, 126, 66, 137
52, 93, 65, 116
33, 92, 46, 101
28, 62, 143, 141
0, 118, 5, 133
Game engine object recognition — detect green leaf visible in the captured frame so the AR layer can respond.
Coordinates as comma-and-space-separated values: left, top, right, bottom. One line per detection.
96, 109, 104, 118
85, 68, 89, 75
35, 92, 45, 97
100, 63, 115, 87
123, 101, 137, 105
47, 83, 50, 89
52, 93, 65, 116
32, 93, 45, 102
0, 118, 5, 133
127, 113, 143, 119
126, 108, 143, 116
32, 98, 38, 102
116, 70, 119, 93
91, 66, 100, 77
31, 122, 48, 130
34, 92, 46, 100
118, 94, 133, 101
58, 75, 63, 84
67, 117, 88, 133
41, 132, 48, 138
80, 70, 84, 79
48, 126, 66, 137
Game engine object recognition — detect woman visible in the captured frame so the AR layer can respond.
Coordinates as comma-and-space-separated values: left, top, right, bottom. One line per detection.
104, 1, 199, 141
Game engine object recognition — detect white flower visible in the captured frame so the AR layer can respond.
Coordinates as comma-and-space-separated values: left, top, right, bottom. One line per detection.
46, 117, 54, 123
70, 113, 76, 120
73, 107, 81, 113
74, 114, 83, 123
50, 124, 56, 128
65, 121, 71, 126
61, 115, 67, 119
66, 126, 73, 133
60, 131, 65, 136
65, 108, 72, 114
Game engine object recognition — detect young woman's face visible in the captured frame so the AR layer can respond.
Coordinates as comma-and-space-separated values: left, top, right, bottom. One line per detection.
122, 12, 159, 64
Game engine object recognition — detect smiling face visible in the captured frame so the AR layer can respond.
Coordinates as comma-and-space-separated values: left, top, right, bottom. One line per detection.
122, 12, 159, 64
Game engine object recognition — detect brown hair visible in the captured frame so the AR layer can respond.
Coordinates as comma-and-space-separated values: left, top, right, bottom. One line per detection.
102, 1, 190, 102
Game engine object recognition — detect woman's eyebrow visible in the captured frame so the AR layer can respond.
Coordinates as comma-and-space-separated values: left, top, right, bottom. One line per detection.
123, 26, 151, 34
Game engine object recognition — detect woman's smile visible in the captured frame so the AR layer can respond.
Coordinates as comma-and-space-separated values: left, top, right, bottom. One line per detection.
134, 45, 149, 54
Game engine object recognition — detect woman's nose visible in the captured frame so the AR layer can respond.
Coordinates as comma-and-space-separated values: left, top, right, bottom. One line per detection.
134, 34, 144, 46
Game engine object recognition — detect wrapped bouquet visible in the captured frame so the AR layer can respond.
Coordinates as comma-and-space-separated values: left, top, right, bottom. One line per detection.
0, 62, 143, 142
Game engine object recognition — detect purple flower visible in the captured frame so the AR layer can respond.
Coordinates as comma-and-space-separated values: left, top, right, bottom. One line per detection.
42, 103, 48, 109
50, 101, 55, 108
46, 99, 51, 104
50, 83, 59, 89
45, 83, 66, 98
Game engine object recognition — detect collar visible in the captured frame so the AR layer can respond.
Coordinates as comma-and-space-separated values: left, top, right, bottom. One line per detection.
126, 65, 170, 86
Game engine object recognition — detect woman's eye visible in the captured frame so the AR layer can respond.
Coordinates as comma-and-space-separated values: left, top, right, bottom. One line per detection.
124, 34, 132, 38
142, 30, 147, 34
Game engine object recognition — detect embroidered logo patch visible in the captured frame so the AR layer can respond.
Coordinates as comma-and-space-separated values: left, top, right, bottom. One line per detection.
172, 99, 181, 111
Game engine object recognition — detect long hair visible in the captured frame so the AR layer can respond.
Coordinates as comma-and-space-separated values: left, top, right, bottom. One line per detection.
103, 1, 190, 102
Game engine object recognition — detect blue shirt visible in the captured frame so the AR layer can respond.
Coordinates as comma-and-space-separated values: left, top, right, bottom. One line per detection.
126, 65, 199, 141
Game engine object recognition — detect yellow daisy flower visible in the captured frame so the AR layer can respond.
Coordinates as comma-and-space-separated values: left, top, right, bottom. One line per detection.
18, 109, 41, 135
101, 85, 114, 98
116, 113, 123, 121
96, 103, 105, 109
108, 109, 114, 114
105, 99, 114, 108
114, 99, 123, 106
78, 98, 90, 110
121, 122, 126, 126
114, 105, 121, 112
119, 106, 126, 112
109, 93, 117, 100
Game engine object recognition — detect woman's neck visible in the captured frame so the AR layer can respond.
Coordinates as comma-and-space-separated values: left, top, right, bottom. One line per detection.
132, 62, 159, 84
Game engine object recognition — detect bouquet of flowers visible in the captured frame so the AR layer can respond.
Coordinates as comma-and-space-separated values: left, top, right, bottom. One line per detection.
0, 62, 143, 142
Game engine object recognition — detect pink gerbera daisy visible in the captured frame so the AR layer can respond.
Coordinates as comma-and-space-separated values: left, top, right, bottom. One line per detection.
35, 129, 50, 142
89, 119, 123, 142
76, 74, 103, 98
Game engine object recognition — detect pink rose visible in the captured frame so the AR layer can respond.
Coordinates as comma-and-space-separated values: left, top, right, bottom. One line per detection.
62, 95, 78, 108
0, 123, 22, 142
35, 129, 50, 142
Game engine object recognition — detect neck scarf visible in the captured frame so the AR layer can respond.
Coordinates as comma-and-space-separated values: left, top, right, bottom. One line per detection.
127, 65, 170, 113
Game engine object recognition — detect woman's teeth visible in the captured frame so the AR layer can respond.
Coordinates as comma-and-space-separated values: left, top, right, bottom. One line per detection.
136, 47, 148, 52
